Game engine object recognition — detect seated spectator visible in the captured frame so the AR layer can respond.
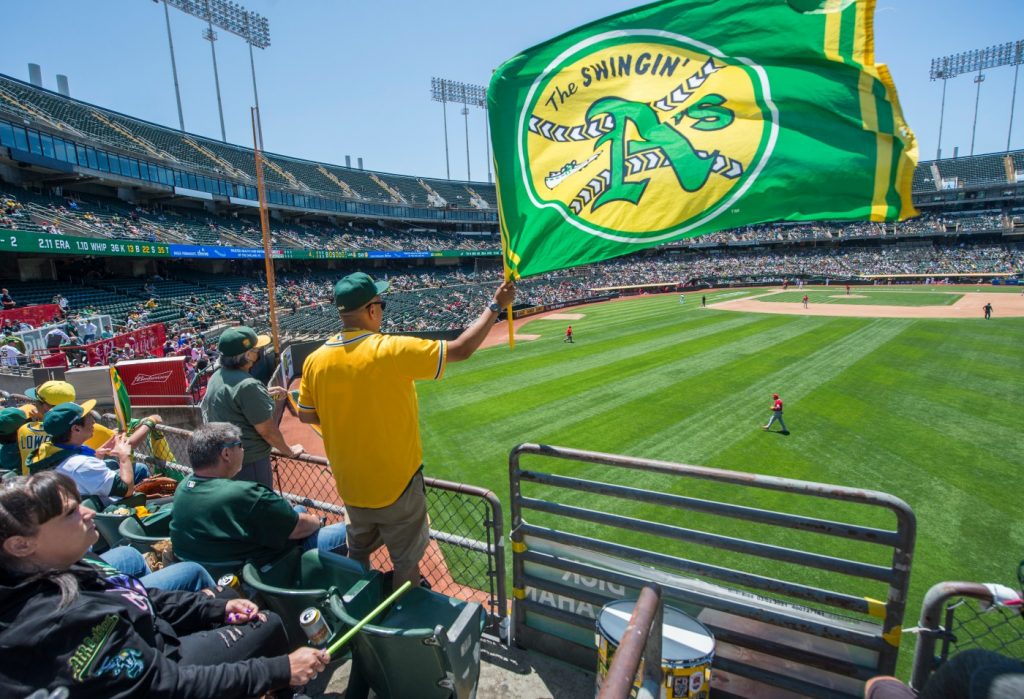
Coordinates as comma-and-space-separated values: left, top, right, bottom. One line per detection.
0, 471, 329, 696
18, 380, 161, 472
0, 288, 15, 310
0, 341, 22, 367
0, 408, 30, 472
26, 401, 149, 505
171, 423, 347, 567
3, 329, 26, 353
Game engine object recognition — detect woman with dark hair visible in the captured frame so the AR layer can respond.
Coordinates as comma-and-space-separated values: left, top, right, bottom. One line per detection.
0, 471, 329, 697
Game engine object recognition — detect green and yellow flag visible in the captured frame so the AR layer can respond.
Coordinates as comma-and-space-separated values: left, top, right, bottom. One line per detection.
109, 366, 177, 467
488, 0, 918, 278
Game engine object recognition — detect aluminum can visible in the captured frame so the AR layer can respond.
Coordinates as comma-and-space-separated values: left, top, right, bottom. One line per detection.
300, 607, 331, 647
217, 574, 240, 590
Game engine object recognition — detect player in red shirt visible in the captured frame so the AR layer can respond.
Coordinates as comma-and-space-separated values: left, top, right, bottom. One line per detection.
763, 393, 788, 433
802, 294, 809, 309
564, 325, 574, 343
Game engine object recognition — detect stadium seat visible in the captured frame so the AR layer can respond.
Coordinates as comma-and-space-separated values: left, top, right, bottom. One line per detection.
117, 507, 173, 553
241, 547, 373, 649
329, 580, 485, 699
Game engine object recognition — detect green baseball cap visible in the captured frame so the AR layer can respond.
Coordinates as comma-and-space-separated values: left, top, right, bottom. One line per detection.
41, 400, 97, 437
217, 326, 271, 356
0, 407, 29, 437
333, 272, 390, 311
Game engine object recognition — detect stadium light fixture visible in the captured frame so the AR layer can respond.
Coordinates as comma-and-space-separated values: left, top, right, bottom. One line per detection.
431, 78, 490, 182
929, 40, 1024, 158
152, 0, 271, 141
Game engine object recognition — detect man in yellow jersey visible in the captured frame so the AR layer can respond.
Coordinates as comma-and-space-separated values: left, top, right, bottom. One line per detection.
298, 272, 515, 589
17, 380, 161, 473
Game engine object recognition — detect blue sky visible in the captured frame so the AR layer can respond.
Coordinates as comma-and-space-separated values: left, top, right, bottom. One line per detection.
2, 1, 1022, 181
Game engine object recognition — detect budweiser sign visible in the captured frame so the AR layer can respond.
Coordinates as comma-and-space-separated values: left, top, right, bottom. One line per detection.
115, 354, 190, 407
131, 370, 174, 386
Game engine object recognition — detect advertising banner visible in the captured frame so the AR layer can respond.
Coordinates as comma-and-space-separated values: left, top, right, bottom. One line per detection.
83, 323, 167, 366
2, 229, 500, 260
0, 230, 171, 257
114, 354, 191, 407
0, 303, 61, 328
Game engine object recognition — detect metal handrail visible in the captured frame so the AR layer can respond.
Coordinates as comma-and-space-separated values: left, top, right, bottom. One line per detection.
598, 584, 664, 699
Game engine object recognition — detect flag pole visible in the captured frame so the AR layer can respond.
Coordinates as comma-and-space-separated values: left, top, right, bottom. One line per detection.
251, 106, 281, 354
492, 162, 515, 348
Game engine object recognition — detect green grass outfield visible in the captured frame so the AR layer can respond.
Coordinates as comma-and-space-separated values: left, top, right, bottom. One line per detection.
417, 287, 1024, 677
767, 289, 962, 306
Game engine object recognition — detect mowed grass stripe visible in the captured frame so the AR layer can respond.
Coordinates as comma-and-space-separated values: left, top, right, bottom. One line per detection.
435, 313, 763, 413
624, 319, 912, 464
426, 313, 818, 441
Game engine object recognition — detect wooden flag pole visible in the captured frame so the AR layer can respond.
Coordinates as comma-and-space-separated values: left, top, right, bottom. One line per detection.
493, 166, 515, 348
251, 106, 281, 355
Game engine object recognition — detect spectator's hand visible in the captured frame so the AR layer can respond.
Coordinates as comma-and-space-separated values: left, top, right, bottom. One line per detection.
109, 433, 132, 460
267, 386, 289, 401
493, 280, 516, 308
224, 598, 262, 624
143, 414, 163, 424
288, 647, 330, 686
290, 444, 305, 458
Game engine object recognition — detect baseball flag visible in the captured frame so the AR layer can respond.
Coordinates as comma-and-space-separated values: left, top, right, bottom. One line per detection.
488, 0, 919, 278
109, 366, 177, 466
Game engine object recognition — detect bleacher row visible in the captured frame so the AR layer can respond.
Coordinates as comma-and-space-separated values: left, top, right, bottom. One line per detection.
0, 182, 499, 251
0, 73, 494, 210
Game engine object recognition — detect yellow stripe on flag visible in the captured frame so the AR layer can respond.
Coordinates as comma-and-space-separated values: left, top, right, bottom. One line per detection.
823, 9, 843, 64
853, 0, 875, 68
858, 71, 892, 221
878, 64, 920, 221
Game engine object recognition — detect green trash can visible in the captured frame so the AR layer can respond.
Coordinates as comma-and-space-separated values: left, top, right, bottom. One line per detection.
329, 582, 485, 699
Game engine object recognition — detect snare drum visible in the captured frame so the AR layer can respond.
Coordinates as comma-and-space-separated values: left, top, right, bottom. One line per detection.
596, 599, 715, 698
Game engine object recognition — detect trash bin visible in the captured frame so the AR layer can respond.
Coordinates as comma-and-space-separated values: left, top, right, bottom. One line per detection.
596, 599, 715, 699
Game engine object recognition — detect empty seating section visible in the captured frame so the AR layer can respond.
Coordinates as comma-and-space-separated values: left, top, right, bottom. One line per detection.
932, 150, 1024, 188
425, 178, 476, 208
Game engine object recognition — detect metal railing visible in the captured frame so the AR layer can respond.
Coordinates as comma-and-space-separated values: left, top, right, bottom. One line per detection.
598, 584, 663, 699
136, 423, 509, 638
510, 443, 917, 698
909, 581, 1024, 690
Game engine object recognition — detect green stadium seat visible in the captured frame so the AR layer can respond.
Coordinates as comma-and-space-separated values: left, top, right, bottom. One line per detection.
117, 507, 173, 553
241, 548, 374, 650
329, 581, 485, 699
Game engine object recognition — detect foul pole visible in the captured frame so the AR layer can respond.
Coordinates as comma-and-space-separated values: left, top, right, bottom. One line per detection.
251, 106, 281, 354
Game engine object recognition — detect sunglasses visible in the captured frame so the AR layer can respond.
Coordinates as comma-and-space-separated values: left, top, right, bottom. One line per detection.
222, 440, 243, 450
366, 300, 387, 311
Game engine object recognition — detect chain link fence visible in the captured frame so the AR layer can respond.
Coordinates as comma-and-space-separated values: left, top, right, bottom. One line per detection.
134, 424, 508, 638
910, 581, 1024, 690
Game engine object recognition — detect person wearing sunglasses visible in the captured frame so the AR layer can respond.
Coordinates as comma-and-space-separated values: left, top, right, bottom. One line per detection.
297, 272, 515, 590
202, 327, 303, 488
170, 423, 347, 569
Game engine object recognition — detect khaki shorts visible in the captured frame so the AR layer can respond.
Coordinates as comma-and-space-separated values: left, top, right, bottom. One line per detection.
345, 470, 429, 573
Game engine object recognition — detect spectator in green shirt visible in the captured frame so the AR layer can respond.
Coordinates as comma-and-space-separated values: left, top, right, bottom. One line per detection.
201, 327, 302, 488
170, 423, 347, 568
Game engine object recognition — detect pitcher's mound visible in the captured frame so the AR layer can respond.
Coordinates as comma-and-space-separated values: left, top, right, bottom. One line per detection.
542, 313, 585, 320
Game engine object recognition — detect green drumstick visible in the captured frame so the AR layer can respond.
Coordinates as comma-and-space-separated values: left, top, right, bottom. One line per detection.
326, 580, 413, 657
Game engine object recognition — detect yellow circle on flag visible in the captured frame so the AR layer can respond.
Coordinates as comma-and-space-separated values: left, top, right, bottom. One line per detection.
522, 34, 774, 240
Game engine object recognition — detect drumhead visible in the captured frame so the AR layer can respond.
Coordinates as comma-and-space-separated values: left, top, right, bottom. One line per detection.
597, 600, 715, 663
